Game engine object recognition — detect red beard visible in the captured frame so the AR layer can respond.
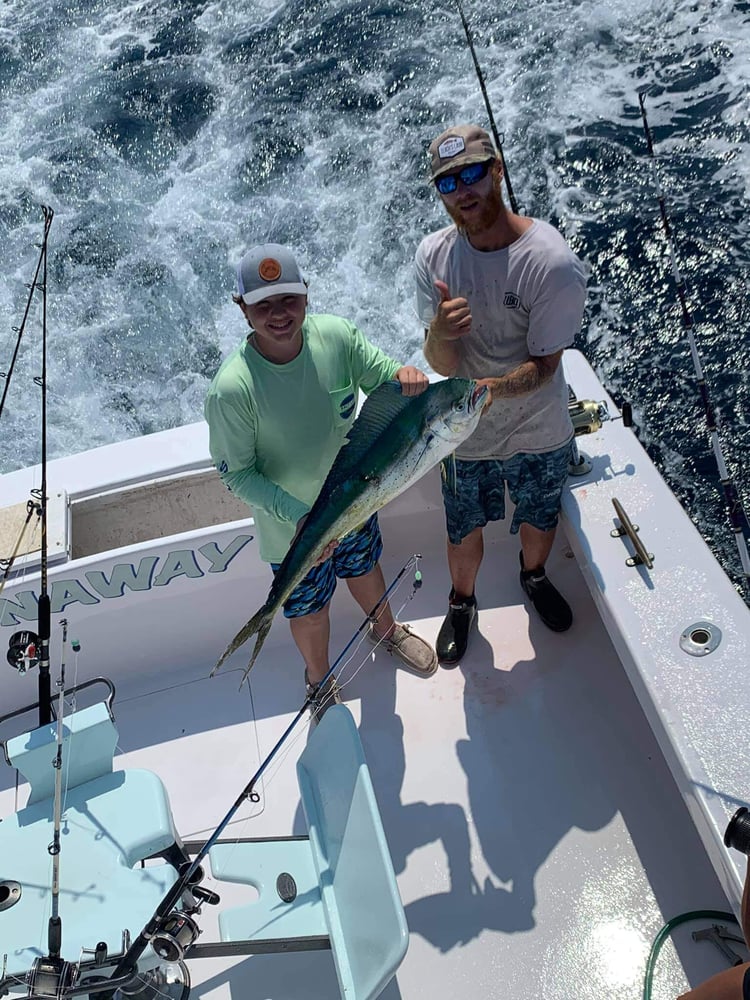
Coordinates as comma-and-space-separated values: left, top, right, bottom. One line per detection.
445, 180, 503, 236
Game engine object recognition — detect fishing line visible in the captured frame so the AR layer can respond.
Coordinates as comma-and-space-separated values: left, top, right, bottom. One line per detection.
254, 628, 377, 794
213, 555, 425, 854
334, 626, 387, 694
126, 967, 190, 1000
108, 554, 424, 985
639, 94, 750, 586
337, 558, 425, 694
452, 0, 518, 214
308, 553, 423, 702
212, 582, 424, 884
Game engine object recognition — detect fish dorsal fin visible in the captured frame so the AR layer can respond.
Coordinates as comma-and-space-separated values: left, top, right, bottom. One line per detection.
333, 381, 414, 477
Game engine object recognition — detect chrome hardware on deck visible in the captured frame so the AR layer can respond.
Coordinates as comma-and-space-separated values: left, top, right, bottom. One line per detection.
610, 497, 654, 569
692, 924, 747, 967
679, 621, 722, 657
0, 880, 21, 912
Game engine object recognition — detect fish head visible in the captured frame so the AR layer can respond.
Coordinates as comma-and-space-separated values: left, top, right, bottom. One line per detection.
425, 378, 489, 445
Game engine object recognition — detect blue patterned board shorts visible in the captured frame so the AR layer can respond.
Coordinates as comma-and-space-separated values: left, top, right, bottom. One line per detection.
270, 513, 383, 619
440, 441, 573, 545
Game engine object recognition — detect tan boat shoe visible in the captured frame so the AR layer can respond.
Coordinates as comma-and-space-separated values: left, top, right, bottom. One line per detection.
368, 622, 438, 677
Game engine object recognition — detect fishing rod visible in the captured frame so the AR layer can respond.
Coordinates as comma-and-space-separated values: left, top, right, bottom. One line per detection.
638, 94, 750, 586
106, 555, 423, 989
2, 208, 56, 725
2, 208, 80, 997
0, 208, 53, 420
48, 619, 69, 960
37, 206, 54, 726
452, 0, 519, 214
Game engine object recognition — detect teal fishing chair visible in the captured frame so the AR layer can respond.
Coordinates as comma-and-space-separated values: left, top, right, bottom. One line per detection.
0, 698, 180, 977
208, 705, 409, 1000
0, 697, 408, 997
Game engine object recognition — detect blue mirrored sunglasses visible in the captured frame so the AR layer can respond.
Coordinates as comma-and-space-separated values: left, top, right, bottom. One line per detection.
435, 159, 492, 195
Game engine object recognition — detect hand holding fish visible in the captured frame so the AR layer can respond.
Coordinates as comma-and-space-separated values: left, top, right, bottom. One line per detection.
394, 365, 430, 397
471, 378, 496, 411
293, 514, 339, 565
211, 378, 490, 683
432, 280, 472, 341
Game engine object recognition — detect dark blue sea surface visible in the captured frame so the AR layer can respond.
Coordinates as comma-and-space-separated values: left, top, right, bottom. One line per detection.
1, 0, 749, 587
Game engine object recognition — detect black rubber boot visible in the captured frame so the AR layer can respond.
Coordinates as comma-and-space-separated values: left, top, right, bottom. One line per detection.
436, 590, 477, 666
519, 552, 572, 632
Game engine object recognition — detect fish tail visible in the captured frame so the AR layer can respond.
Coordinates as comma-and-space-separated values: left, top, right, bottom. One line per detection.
238, 617, 273, 687
210, 604, 274, 677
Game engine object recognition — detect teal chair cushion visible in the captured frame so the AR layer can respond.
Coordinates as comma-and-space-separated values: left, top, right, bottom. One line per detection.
7, 702, 117, 804
0, 768, 179, 977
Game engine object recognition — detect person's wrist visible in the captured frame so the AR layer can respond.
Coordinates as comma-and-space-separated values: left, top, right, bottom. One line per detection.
429, 318, 448, 342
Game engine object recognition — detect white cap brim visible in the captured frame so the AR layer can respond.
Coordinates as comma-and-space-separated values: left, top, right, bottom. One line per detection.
241, 282, 308, 305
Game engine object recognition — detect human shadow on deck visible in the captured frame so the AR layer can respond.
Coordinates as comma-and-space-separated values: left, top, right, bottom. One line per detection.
350, 541, 654, 955
330, 550, 611, 952
354, 661, 479, 953
449, 627, 617, 939
400, 619, 621, 951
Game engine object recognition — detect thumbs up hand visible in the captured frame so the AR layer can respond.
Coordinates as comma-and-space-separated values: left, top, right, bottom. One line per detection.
432, 280, 472, 342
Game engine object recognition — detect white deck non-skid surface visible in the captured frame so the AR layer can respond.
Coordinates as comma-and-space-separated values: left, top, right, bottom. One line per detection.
109, 498, 742, 998
0, 481, 743, 999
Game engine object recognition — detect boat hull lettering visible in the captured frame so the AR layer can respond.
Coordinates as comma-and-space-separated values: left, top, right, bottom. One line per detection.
0, 534, 254, 627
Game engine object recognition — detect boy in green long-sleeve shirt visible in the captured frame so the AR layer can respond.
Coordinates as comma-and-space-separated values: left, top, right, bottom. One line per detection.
205, 244, 437, 720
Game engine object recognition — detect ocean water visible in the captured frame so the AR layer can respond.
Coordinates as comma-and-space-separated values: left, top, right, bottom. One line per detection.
1, 0, 749, 588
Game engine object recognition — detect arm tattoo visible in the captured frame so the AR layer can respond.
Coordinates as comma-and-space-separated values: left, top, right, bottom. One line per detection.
491, 353, 562, 398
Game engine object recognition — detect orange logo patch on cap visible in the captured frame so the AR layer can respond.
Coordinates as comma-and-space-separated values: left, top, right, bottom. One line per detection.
258, 257, 282, 282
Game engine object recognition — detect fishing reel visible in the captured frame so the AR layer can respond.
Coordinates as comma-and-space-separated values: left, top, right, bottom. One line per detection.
724, 807, 750, 856
7, 630, 40, 673
152, 912, 201, 963
26, 956, 75, 999
114, 961, 191, 1000
73, 962, 191, 1000
568, 398, 610, 436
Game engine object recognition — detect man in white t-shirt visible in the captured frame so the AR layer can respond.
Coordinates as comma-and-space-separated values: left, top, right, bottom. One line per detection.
416, 124, 587, 664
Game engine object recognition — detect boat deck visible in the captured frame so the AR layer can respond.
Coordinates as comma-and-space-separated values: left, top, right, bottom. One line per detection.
3, 491, 736, 999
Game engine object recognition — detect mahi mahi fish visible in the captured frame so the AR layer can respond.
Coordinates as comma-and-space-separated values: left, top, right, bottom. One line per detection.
211, 377, 489, 682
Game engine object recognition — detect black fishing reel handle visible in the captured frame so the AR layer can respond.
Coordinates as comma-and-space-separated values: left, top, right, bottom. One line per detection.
724, 807, 750, 856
